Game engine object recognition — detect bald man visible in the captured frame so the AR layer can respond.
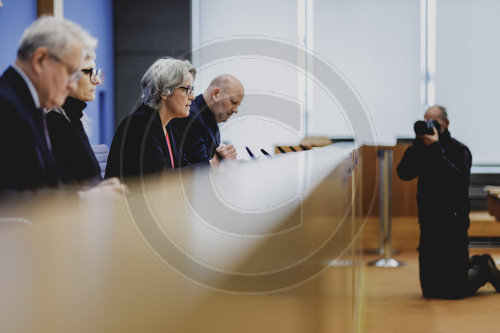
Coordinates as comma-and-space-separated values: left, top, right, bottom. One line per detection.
172, 74, 244, 167
397, 105, 500, 299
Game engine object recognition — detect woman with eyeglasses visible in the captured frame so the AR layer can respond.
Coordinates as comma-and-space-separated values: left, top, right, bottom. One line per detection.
105, 57, 196, 180
46, 50, 104, 187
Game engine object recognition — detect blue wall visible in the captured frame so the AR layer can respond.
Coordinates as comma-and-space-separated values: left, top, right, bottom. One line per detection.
0, 0, 37, 72
0, 0, 115, 145
65, 0, 114, 145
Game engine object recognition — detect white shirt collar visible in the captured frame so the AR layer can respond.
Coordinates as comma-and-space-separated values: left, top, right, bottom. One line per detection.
12, 63, 41, 109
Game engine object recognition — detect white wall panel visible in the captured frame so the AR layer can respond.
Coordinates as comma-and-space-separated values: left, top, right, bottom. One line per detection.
435, 0, 500, 164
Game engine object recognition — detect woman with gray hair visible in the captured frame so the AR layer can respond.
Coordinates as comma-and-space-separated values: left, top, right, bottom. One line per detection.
105, 57, 196, 179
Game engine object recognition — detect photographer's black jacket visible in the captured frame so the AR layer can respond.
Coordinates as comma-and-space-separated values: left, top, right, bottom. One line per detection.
397, 129, 472, 223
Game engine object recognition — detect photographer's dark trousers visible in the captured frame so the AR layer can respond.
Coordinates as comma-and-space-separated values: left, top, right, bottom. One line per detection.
418, 215, 488, 299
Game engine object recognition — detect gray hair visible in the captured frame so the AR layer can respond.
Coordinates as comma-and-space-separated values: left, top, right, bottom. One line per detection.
141, 57, 197, 109
428, 104, 449, 122
84, 49, 96, 61
17, 16, 97, 61
434, 105, 448, 122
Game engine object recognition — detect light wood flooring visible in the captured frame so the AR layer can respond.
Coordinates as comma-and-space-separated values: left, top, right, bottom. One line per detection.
359, 248, 500, 333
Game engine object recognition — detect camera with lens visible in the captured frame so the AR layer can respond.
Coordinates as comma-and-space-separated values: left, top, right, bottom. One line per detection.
414, 119, 441, 136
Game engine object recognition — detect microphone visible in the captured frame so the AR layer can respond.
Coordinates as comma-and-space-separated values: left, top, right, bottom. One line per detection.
245, 146, 256, 160
260, 149, 271, 157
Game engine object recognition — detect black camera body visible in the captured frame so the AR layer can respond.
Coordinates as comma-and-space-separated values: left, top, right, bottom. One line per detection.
414, 119, 441, 136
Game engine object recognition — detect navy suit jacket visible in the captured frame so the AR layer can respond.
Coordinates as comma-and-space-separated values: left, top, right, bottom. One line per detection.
105, 104, 182, 180
171, 94, 220, 165
0, 66, 59, 191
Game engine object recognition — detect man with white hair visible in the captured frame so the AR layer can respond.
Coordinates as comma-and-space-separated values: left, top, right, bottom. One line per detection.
0, 16, 122, 196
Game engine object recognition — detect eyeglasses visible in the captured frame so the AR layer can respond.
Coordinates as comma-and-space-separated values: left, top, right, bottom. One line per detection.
178, 86, 195, 96
81, 68, 102, 84
49, 53, 83, 84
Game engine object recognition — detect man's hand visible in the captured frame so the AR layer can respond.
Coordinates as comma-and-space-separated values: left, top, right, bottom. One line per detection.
209, 144, 237, 168
216, 144, 237, 160
417, 127, 439, 146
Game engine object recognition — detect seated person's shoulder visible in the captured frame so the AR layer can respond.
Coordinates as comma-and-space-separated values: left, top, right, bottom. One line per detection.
0, 84, 23, 114
121, 105, 158, 130
46, 110, 68, 124
0, 95, 18, 117
131, 105, 156, 120
172, 110, 204, 131
113, 105, 167, 146
46, 110, 72, 136
0, 90, 37, 129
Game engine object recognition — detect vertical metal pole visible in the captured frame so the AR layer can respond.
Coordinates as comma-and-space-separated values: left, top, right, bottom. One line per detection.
368, 149, 405, 268
382, 149, 392, 261
378, 150, 385, 254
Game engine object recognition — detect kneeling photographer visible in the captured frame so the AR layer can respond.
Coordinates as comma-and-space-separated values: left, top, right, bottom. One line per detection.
397, 105, 500, 299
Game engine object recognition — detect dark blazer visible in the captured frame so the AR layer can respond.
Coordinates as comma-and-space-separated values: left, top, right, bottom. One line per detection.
46, 96, 102, 187
397, 129, 471, 221
0, 66, 59, 191
171, 94, 220, 165
105, 104, 182, 180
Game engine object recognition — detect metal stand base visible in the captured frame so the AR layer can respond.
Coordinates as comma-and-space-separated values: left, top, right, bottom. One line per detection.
365, 248, 400, 256
368, 258, 405, 268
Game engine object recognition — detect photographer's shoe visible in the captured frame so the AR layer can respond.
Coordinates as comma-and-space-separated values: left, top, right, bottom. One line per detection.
470, 254, 482, 265
482, 254, 500, 292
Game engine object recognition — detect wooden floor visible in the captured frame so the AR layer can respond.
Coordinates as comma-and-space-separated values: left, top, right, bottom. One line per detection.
359, 248, 500, 333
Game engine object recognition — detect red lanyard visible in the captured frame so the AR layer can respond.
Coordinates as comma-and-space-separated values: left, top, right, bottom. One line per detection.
165, 131, 174, 168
